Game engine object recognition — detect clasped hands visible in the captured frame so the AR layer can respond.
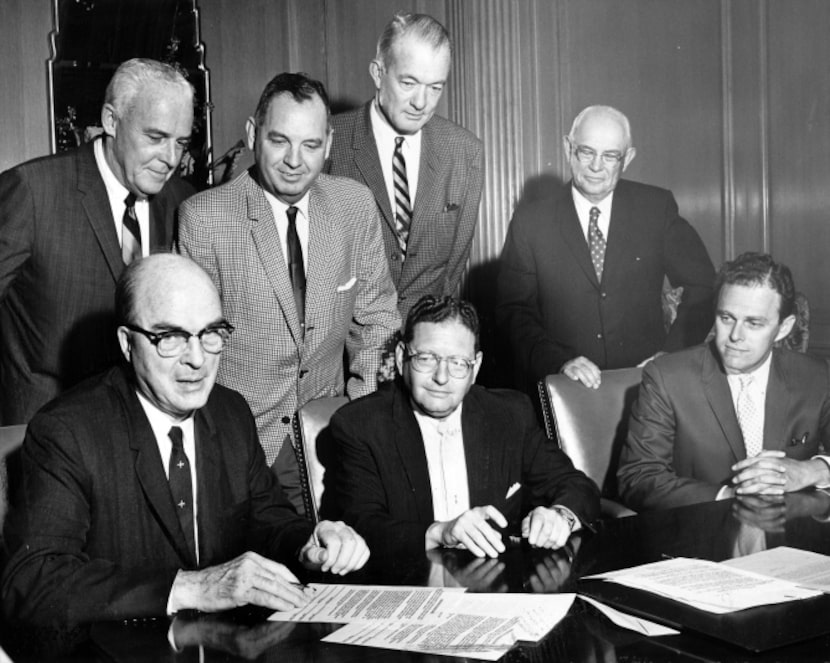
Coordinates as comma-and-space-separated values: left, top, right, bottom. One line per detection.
168, 520, 369, 614
425, 505, 575, 558
725, 451, 830, 497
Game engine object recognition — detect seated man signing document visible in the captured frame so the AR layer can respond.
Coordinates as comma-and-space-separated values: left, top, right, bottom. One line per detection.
323, 295, 599, 559
1, 254, 368, 627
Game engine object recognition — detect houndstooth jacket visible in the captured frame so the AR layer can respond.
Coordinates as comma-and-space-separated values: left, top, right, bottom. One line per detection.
178, 169, 401, 464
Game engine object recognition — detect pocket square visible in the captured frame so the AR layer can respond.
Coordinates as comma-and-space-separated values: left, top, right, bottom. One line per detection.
336, 277, 357, 292
505, 482, 521, 499
443, 203, 459, 212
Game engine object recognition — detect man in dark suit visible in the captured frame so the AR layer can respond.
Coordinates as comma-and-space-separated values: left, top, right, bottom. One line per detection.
328, 12, 484, 319
179, 73, 400, 515
1, 254, 369, 627
322, 295, 599, 561
617, 253, 830, 511
496, 105, 715, 393
0, 58, 196, 425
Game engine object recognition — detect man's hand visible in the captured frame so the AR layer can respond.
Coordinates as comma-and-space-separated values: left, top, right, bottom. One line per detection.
732, 494, 787, 532
426, 505, 507, 558
428, 550, 507, 592
521, 506, 573, 550
560, 356, 601, 389
299, 520, 370, 575
731, 451, 830, 495
169, 551, 308, 613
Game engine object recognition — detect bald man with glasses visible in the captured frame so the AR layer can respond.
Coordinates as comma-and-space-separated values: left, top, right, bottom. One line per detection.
2, 254, 368, 628
497, 105, 715, 393
322, 295, 599, 561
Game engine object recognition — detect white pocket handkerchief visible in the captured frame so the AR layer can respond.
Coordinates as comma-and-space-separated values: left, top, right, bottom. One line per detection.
506, 482, 522, 499
336, 277, 357, 292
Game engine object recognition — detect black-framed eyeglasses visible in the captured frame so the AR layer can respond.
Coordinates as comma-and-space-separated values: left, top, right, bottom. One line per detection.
570, 143, 626, 166
124, 322, 235, 358
404, 347, 476, 379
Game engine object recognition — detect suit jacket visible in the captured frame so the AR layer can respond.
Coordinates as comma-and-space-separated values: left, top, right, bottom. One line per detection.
329, 103, 484, 318
617, 344, 830, 511
1, 365, 312, 626
496, 179, 715, 389
0, 141, 192, 425
322, 382, 600, 560
178, 169, 400, 464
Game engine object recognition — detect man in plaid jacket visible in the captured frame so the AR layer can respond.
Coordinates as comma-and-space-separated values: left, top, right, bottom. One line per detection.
179, 73, 400, 514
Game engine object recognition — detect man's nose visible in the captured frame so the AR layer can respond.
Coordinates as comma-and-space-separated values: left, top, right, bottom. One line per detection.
284, 144, 302, 168
181, 335, 206, 367
432, 358, 450, 384
160, 140, 180, 168
410, 86, 427, 110
729, 322, 743, 342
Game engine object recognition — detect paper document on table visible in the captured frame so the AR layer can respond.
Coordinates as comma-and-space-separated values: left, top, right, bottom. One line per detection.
321, 593, 575, 660
589, 557, 821, 613
269, 584, 465, 623
578, 595, 679, 636
724, 546, 830, 593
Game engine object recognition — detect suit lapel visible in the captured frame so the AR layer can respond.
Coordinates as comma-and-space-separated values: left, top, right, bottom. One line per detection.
245, 172, 304, 343
558, 185, 599, 287
764, 351, 791, 452
117, 370, 196, 567
701, 344, 745, 462
391, 385, 434, 522
77, 141, 124, 282
603, 183, 637, 286
460, 390, 494, 508
193, 405, 221, 566
305, 183, 337, 339
353, 104, 395, 230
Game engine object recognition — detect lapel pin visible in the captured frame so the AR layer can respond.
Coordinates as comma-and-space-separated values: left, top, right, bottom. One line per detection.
789, 432, 809, 446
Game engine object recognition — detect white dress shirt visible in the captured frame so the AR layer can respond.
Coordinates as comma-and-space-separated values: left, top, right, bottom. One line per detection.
370, 100, 422, 213
571, 186, 613, 242
263, 190, 310, 274
94, 138, 150, 256
414, 405, 470, 522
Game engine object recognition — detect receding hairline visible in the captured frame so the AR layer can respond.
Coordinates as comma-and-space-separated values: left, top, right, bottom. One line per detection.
568, 105, 633, 147
375, 12, 452, 67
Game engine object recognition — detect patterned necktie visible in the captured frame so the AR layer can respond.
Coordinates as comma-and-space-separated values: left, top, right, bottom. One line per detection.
393, 136, 412, 256
736, 375, 763, 457
168, 426, 196, 561
286, 205, 306, 332
121, 193, 142, 265
588, 206, 606, 281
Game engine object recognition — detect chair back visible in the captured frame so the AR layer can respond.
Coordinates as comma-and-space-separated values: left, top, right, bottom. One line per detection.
539, 368, 642, 517
292, 397, 348, 524
0, 424, 27, 532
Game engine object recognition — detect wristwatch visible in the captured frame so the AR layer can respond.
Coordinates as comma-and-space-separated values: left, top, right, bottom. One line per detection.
552, 505, 579, 532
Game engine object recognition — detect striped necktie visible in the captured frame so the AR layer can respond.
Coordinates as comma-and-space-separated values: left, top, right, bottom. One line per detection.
393, 136, 412, 256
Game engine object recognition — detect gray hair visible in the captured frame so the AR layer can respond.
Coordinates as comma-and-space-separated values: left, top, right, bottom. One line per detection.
105, 58, 194, 118
376, 12, 451, 67
568, 105, 633, 147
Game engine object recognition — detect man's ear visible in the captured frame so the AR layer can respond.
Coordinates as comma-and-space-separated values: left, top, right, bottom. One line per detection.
101, 103, 118, 138
245, 117, 257, 151
369, 60, 383, 90
774, 314, 797, 343
395, 340, 406, 376
117, 326, 132, 363
622, 146, 637, 171
471, 350, 483, 383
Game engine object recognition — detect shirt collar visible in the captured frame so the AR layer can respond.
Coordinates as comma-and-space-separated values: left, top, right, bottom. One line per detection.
726, 350, 774, 390
263, 189, 310, 223
135, 390, 196, 444
571, 185, 614, 220
370, 100, 423, 149
413, 402, 464, 436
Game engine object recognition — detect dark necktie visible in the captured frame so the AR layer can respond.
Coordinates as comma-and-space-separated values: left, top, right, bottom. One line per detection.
588, 206, 606, 281
392, 136, 412, 256
168, 426, 196, 561
121, 193, 142, 265
286, 205, 306, 331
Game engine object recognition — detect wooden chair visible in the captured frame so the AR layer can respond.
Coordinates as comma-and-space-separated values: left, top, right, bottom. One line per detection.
539, 368, 642, 518
292, 397, 348, 524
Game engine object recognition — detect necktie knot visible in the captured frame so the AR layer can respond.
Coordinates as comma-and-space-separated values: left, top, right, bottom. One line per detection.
286, 205, 298, 226
589, 206, 600, 226
169, 426, 184, 451
739, 374, 754, 391
121, 193, 141, 265
125, 193, 136, 209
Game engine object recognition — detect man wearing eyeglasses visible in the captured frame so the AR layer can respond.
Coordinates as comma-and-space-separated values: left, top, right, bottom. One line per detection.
322, 295, 599, 561
2, 254, 369, 627
497, 105, 715, 392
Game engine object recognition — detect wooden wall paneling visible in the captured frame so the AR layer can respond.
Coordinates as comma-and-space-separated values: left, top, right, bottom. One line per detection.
765, 0, 830, 354
557, 0, 726, 266
722, 0, 768, 258
0, 0, 51, 172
